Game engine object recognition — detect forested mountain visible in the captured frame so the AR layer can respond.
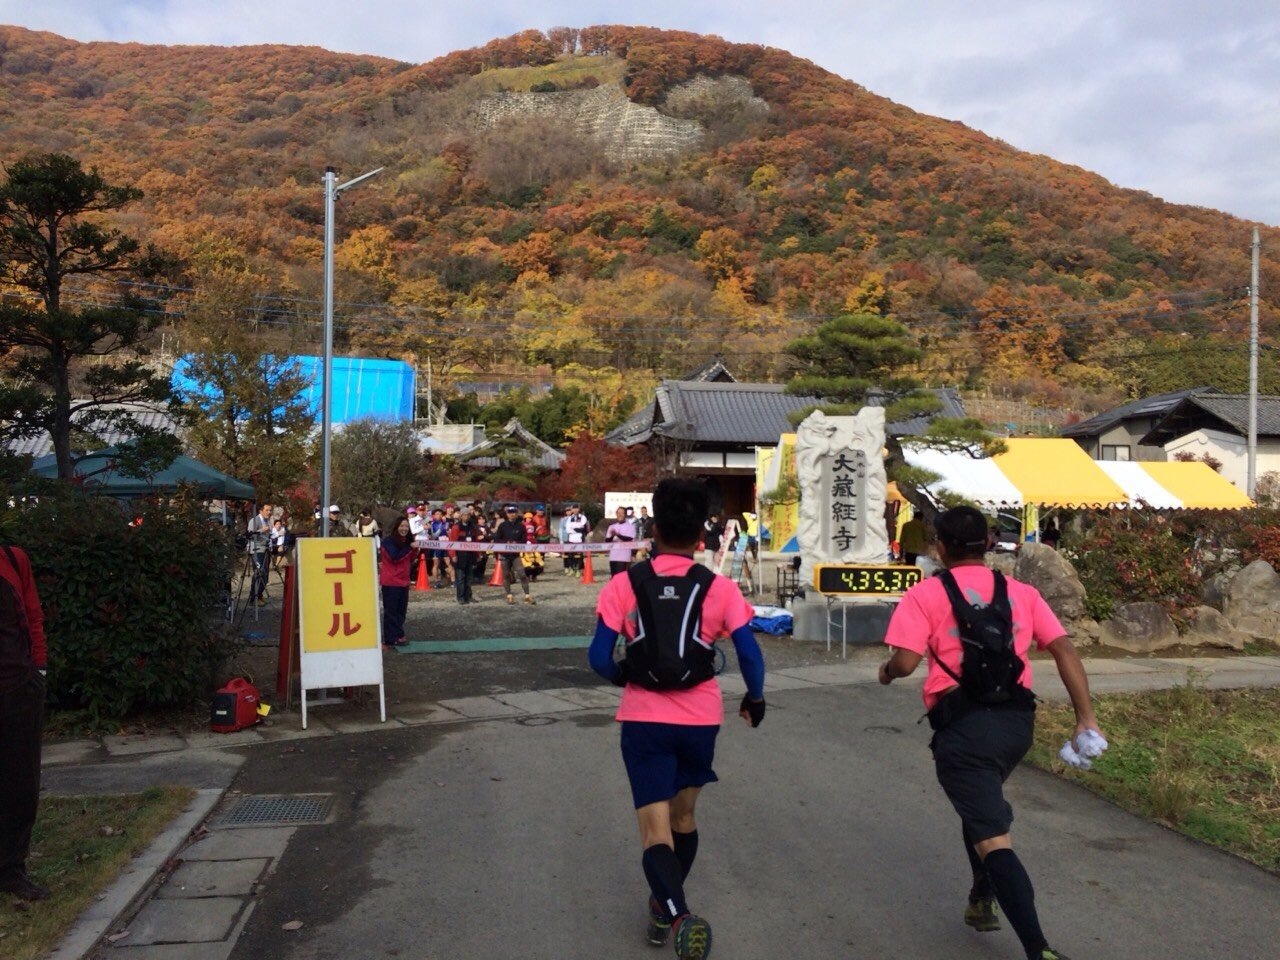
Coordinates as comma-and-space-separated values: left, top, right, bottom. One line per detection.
2, 23, 1276, 416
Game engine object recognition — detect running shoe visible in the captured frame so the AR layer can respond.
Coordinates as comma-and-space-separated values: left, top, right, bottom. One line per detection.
646, 896, 670, 947
672, 914, 712, 960
963, 896, 1000, 932
506, 595, 516, 605
524, 595, 536, 605
1037, 951, 1071, 960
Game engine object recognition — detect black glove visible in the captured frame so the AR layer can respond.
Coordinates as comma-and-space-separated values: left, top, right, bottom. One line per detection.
611, 659, 630, 688
739, 694, 766, 728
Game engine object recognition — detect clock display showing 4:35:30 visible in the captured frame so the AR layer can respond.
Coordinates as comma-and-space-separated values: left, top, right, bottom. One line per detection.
813, 565, 923, 595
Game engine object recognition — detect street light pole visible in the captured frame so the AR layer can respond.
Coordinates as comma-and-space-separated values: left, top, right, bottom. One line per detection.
320, 164, 382, 536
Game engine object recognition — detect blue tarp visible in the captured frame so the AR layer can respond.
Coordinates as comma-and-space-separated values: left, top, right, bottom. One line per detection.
172, 355, 415, 426
749, 605, 794, 635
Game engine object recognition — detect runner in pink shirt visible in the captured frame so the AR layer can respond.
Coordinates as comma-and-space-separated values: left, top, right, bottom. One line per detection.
879, 506, 1101, 960
589, 478, 765, 960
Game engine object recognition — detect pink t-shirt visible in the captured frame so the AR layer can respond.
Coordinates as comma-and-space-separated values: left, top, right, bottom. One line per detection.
883, 564, 1065, 710
605, 521, 637, 564
596, 553, 755, 725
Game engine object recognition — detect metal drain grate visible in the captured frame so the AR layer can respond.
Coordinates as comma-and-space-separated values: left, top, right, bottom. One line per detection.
216, 794, 335, 828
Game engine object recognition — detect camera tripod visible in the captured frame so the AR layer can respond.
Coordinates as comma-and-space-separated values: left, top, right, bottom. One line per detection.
229, 548, 272, 625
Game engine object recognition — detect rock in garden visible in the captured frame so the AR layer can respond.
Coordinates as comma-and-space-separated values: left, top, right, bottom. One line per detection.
1097, 602, 1180, 653
1183, 605, 1248, 651
1014, 543, 1087, 622
1223, 559, 1280, 642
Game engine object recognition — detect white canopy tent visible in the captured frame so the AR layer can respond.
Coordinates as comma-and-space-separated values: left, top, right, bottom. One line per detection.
1094, 461, 1184, 509
903, 446, 1024, 508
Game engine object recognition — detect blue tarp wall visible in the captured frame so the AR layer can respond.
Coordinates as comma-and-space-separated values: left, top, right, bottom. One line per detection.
172, 355, 416, 425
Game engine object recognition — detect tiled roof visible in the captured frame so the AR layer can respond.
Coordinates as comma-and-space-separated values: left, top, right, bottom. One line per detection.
2, 402, 181, 459
607, 382, 815, 445
607, 382, 963, 446
883, 386, 967, 437
679, 358, 737, 383
1141, 393, 1280, 445
1060, 386, 1219, 438
457, 418, 565, 470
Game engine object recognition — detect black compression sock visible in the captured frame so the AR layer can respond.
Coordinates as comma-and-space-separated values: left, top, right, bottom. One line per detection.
983, 848, 1048, 959
673, 829, 699, 880
642, 844, 688, 922
963, 828, 992, 900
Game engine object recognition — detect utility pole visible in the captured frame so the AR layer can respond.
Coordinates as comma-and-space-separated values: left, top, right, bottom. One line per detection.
1248, 226, 1260, 499
320, 164, 382, 536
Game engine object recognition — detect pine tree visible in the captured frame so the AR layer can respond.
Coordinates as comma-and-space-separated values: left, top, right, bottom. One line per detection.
0, 153, 177, 478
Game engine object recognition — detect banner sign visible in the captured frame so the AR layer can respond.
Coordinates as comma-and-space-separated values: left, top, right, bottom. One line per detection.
296, 537, 385, 729
604, 491, 654, 517
411, 540, 652, 554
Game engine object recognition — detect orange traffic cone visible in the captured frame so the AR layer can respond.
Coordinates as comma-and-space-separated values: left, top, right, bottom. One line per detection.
488, 553, 506, 587
414, 555, 432, 591
580, 552, 595, 585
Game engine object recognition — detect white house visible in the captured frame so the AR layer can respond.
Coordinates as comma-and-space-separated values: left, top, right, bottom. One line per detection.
1141, 393, 1280, 490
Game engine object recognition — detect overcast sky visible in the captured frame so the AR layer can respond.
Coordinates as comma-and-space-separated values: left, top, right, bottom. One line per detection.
6, 0, 1278, 227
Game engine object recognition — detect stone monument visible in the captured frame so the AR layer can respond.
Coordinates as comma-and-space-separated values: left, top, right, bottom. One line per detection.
792, 408, 892, 645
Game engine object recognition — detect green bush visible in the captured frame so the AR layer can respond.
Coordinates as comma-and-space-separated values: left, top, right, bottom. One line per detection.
1063, 511, 1202, 622
0, 487, 238, 720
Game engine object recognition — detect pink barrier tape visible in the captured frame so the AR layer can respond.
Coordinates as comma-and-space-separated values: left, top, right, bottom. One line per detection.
411, 540, 651, 554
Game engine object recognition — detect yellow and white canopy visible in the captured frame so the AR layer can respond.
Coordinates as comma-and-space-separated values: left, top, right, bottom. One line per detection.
905, 438, 1251, 510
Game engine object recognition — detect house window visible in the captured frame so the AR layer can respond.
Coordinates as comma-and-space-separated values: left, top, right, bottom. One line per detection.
1101, 444, 1131, 461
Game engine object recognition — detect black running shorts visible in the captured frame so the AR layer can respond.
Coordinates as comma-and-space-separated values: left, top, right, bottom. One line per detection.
931, 707, 1034, 843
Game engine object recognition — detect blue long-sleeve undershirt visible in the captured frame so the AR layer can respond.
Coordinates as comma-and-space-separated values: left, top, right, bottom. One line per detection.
587, 618, 765, 701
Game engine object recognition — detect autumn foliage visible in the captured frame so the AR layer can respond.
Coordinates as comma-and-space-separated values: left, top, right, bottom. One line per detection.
1, 23, 1276, 411
540, 434, 656, 510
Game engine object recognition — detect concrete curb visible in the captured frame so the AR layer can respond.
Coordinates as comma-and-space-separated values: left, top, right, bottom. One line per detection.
47, 787, 225, 960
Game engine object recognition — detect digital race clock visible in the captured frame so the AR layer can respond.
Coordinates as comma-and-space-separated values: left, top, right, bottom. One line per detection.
813, 564, 923, 596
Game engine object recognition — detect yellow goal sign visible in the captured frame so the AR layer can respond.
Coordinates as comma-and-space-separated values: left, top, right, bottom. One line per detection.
295, 537, 385, 727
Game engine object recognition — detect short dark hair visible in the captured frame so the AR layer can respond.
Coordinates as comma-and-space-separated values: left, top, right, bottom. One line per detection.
934, 506, 989, 560
651, 478, 710, 549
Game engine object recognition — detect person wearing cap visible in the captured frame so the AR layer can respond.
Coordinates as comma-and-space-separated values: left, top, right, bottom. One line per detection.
494, 504, 535, 605
327, 504, 355, 537
878, 506, 1100, 960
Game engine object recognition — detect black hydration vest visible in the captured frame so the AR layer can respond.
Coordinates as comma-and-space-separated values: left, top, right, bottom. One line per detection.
624, 560, 717, 690
936, 569, 1024, 704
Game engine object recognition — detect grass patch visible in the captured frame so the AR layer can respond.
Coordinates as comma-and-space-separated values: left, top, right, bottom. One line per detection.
0, 786, 195, 960
1029, 685, 1280, 872
462, 54, 627, 94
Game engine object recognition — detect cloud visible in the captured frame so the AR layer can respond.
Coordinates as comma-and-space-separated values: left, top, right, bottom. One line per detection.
2, 0, 1276, 223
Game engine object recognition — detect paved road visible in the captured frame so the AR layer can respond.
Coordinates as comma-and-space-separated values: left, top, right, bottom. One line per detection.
189, 681, 1280, 960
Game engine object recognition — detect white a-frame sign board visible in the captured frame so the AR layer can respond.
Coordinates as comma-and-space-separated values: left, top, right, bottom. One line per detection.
295, 537, 385, 728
